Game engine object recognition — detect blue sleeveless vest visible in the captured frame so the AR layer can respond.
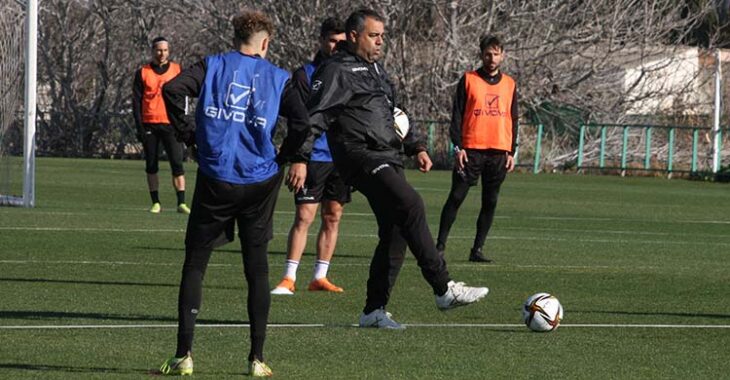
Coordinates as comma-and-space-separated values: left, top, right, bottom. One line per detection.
195, 51, 289, 184
304, 62, 332, 162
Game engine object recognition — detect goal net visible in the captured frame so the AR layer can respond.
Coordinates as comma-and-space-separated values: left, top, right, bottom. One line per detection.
0, 0, 35, 207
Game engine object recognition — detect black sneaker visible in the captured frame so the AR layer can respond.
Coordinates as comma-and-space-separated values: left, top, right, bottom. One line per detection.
469, 248, 493, 263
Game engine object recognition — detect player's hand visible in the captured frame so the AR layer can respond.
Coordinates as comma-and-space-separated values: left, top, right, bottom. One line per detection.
287, 163, 307, 192
455, 149, 468, 171
416, 151, 432, 173
506, 153, 515, 172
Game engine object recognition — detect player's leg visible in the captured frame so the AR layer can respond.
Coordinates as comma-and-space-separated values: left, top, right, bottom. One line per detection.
143, 125, 162, 213
159, 124, 189, 214
349, 167, 412, 321
436, 150, 481, 252
356, 193, 407, 329
309, 164, 349, 292
162, 172, 237, 375
471, 153, 508, 262
237, 170, 283, 373
367, 166, 450, 294
308, 200, 344, 292
356, 165, 488, 311
316, 200, 342, 263
271, 202, 318, 294
272, 162, 325, 295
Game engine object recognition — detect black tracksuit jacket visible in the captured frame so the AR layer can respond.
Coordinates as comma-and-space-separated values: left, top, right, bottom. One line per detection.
302, 48, 425, 180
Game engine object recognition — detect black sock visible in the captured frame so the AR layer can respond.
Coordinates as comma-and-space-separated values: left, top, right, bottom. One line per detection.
150, 191, 160, 204
176, 190, 185, 205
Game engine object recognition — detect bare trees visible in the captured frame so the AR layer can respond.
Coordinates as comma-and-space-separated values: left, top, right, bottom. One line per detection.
9, 0, 725, 167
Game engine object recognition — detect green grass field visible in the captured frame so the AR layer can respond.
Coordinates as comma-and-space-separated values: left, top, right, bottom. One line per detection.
1, 158, 729, 379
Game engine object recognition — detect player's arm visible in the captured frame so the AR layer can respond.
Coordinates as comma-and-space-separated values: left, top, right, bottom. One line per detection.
162, 59, 206, 146
291, 67, 311, 104
278, 79, 311, 164
510, 85, 519, 155
306, 63, 352, 149
506, 84, 519, 172
132, 70, 144, 141
278, 78, 313, 192
449, 75, 468, 169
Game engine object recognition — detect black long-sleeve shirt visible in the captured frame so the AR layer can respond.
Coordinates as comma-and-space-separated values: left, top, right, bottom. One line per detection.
161, 58, 311, 163
449, 68, 519, 154
132, 61, 173, 131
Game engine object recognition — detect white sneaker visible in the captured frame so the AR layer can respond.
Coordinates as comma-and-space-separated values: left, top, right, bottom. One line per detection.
358, 308, 405, 330
435, 280, 489, 310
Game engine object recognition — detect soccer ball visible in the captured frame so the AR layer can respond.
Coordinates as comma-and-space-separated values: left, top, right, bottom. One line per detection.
393, 107, 409, 140
522, 293, 563, 332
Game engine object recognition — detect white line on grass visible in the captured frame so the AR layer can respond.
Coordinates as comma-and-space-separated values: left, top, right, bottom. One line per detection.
1, 323, 729, 330
2, 226, 729, 247
0, 259, 639, 271
4, 211, 729, 225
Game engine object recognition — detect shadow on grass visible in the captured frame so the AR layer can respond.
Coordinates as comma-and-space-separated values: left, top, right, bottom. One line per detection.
0, 363, 249, 377
573, 309, 730, 319
0, 363, 150, 375
0, 310, 248, 325
138, 246, 367, 258
0, 277, 240, 290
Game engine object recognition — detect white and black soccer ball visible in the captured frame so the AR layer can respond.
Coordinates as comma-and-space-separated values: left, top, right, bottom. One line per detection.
393, 107, 409, 140
522, 293, 564, 332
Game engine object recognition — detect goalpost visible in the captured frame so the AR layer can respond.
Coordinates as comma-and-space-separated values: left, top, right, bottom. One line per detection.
0, 0, 37, 208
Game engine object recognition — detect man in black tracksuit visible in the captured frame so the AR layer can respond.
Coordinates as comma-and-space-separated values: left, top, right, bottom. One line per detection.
300, 8, 490, 329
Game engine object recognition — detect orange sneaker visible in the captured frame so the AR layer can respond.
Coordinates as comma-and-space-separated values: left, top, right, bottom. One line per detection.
308, 277, 344, 292
271, 277, 295, 295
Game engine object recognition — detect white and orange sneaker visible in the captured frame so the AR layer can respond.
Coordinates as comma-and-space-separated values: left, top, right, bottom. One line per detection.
271, 276, 295, 295
308, 277, 344, 292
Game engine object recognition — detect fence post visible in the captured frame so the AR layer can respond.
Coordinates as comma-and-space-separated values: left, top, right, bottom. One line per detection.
644, 127, 652, 170
533, 124, 543, 174
599, 125, 607, 169
621, 126, 629, 176
427, 122, 435, 154
577, 124, 585, 170
691, 128, 699, 173
667, 128, 675, 177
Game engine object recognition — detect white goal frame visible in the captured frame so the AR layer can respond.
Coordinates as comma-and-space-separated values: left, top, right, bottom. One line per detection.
1, 0, 37, 208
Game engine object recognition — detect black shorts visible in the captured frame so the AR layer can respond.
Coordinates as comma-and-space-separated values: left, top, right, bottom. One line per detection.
294, 161, 351, 205
457, 149, 508, 186
142, 123, 185, 176
185, 169, 284, 250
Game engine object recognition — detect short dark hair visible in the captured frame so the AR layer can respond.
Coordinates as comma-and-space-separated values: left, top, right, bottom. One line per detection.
479, 35, 503, 53
232, 10, 275, 44
150, 36, 168, 48
320, 17, 345, 37
345, 8, 384, 35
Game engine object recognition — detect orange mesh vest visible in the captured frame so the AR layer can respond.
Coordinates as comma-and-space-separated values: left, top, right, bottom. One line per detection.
140, 62, 181, 124
461, 71, 515, 151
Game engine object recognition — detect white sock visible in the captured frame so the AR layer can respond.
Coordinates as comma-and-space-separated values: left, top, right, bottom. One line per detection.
312, 260, 330, 280
284, 260, 299, 281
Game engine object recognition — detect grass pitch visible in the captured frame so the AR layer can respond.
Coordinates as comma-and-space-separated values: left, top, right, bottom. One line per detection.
1, 158, 729, 379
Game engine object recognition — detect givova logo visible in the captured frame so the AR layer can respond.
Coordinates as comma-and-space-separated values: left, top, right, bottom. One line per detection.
473, 94, 506, 117
226, 82, 252, 110
205, 71, 268, 128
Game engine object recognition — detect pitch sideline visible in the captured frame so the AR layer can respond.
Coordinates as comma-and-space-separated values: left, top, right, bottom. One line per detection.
1, 323, 729, 330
